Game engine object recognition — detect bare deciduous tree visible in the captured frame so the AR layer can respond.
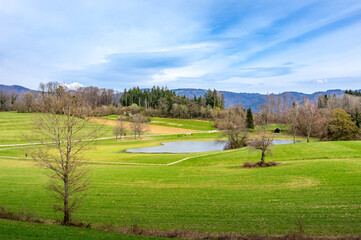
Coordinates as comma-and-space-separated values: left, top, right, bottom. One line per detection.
28, 89, 103, 225
249, 129, 274, 164
285, 103, 300, 143
114, 116, 127, 140
130, 113, 149, 139
216, 106, 248, 149
298, 99, 325, 142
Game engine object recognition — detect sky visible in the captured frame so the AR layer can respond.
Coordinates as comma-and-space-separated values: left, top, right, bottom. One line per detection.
1, 0, 361, 93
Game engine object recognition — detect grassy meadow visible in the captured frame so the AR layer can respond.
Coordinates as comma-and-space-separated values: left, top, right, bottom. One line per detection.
0, 112, 360, 238
100, 115, 215, 131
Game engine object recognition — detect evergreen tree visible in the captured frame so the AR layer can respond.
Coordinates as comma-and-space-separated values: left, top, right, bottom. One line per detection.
345, 89, 361, 96
327, 108, 359, 140
246, 107, 255, 129
119, 86, 224, 119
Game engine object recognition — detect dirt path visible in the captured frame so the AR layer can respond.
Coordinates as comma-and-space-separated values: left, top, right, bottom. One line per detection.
89, 118, 198, 134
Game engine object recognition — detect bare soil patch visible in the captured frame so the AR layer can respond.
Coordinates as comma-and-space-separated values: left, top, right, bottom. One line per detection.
243, 161, 282, 168
88, 118, 198, 134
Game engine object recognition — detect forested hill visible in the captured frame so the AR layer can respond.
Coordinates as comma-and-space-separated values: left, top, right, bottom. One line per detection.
173, 88, 346, 110
0, 84, 33, 93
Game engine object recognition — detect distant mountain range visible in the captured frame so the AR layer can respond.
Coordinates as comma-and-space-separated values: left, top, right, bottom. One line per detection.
0, 84, 33, 93
173, 88, 346, 110
0, 84, 348, 110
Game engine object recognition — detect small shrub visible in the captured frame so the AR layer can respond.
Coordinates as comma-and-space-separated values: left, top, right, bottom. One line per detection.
243, 161, 281, 168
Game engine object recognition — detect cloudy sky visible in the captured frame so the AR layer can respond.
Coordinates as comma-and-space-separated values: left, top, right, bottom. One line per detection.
1, 0, 361, 93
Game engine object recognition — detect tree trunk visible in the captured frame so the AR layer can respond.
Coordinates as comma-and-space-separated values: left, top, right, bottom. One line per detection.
261, 150, 265, 163
63, 178, 70, 225
307, 125, 311, 143
293, 129, 296, 143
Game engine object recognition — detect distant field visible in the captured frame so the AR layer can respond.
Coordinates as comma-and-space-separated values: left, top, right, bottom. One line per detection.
0, 112, 114, 145
0, 112, 360, 237
256, 123, 291, 131
0, 112, 34, 144
90, 118, 200, 135
150, 117, 215, 131
100, 115, 215, 131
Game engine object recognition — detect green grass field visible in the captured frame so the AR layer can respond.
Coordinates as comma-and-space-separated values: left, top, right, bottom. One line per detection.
100, 115, 215, 131
0, 112, 114, 145
0, 112, 360, 238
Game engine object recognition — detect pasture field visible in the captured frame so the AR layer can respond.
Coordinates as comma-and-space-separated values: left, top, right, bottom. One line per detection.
0, 112, 114, 145
100, 115, 215, 131
0, 112, 360, 238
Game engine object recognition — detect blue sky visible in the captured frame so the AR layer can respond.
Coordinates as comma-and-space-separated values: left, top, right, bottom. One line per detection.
1, 0, 361, 93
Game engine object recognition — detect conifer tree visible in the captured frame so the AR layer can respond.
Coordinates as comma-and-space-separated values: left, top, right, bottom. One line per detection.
246, 107, 255, 129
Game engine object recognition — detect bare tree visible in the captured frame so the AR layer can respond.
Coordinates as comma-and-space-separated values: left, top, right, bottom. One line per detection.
28, 88, 103, 225
285, 103, 300, 143
114, 116, 127, 140
0, 90, 8, 111
130, 113, 149, 139
249, 129, 274, 164
23, 91, 36, 112
216, 106, 248, 149
298, 99, 325, 142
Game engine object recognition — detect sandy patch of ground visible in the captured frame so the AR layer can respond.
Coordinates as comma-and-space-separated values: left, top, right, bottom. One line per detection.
88, 118, 198, 134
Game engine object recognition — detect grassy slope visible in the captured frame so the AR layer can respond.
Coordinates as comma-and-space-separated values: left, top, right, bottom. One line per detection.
0, 112, 114, 145
0, 112, 360, 236
0, 112, 34, 145
1, 143, 360, 235
149, 117, 215, 131
0, 219, 175, 240
100, 115, 215, 131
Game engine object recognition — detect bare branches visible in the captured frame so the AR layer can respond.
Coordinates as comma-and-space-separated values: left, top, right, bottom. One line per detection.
28, 87, 103, 225
285, 104, 300, 143
249, 130, 274, 163
216, 106, 248, 149
114, 116, 127, 140
130, 113, 149, 139
298, 99, 326, 142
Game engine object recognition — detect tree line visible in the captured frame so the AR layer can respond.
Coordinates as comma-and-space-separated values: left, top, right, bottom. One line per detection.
1, 82, 225, 119
213, 93, 361, 165
345, 89, 361, 97
216, 92, 361, 150
1, 82, 360, 142
120, 87, 224, 118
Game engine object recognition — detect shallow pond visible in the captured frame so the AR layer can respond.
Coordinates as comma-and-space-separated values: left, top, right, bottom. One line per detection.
126, 139, 299, 154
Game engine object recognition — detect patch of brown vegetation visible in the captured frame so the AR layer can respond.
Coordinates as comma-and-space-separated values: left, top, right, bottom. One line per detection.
0, 206, 44, 223
97, 224, 361, 240
243, 161, 282, 168
88, 118, 198, 134
1, 209, 360, 240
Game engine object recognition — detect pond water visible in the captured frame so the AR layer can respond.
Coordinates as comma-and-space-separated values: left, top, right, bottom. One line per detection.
126, 139, 299, 154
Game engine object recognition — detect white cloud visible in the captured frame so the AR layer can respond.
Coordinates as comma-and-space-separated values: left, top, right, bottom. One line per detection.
1, 0, 361, 93
316, 78, 328, 83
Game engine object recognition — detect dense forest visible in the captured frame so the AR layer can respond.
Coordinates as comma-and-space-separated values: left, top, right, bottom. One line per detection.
120, 87, 224, 118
